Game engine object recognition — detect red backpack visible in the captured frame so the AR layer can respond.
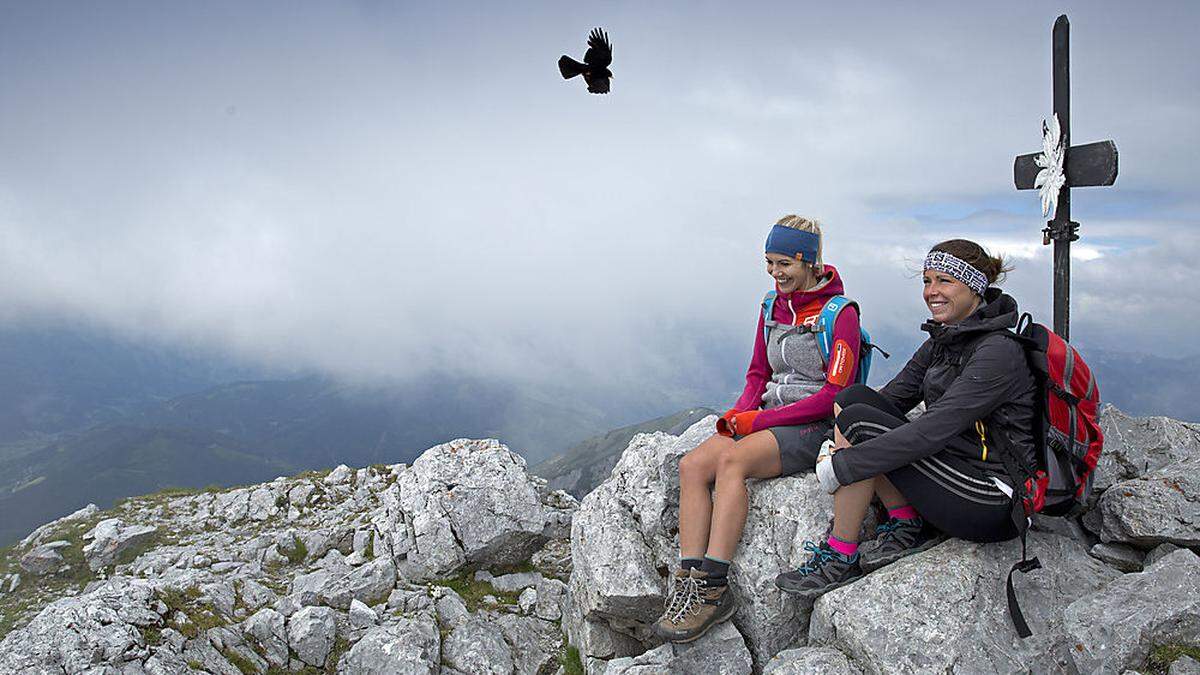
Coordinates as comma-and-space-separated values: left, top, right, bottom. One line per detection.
1000, 313, 1104, 638
1011, 312, 1104, 517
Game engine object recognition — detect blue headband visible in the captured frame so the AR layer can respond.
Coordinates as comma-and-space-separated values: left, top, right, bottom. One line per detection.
765, 225, 820, 262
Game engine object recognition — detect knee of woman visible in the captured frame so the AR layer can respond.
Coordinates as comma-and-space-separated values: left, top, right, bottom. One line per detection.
835, 383, 873, 408
714, 447, 744, 480
679, 451, 710, 483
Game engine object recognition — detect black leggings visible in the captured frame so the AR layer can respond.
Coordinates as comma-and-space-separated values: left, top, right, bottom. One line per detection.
834, 385, 1017, 543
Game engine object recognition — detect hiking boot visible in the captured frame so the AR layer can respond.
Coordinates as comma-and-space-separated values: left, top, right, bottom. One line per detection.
653, 569, 738, 643
858, 518, 945, 573
774, 541, 863, 599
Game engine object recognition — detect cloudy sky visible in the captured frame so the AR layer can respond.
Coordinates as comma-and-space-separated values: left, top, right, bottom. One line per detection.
1, 1, 1197, 402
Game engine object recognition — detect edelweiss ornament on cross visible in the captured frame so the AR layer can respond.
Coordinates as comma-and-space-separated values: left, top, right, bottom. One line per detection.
1013, 15, 1118, 340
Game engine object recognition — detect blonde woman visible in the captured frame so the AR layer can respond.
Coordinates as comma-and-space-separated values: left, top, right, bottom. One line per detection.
654, 216, 865, 642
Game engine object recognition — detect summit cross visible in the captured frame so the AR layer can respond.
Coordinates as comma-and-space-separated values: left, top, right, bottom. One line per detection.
1013, 14, 1118, 340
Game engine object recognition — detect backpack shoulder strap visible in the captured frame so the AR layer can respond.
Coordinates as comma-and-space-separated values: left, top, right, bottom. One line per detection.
816, 295, 858, 361
761, 291, 777, 345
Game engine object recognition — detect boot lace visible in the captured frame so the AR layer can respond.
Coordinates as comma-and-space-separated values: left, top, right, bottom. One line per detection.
796, 540, 835, 574
665, 575, 702, 624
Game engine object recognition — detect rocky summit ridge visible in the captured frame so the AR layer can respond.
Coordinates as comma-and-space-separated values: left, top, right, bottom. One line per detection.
1, 405, 1199, 674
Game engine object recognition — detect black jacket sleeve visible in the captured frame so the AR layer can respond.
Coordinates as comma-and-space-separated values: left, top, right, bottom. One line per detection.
832, 334, 1026, 485
877, 339, 933, 414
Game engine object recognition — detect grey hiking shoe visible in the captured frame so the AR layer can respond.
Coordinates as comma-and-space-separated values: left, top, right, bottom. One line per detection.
653, 569, 738, 643
774, 541, 863, 599
858, 518, 944, 573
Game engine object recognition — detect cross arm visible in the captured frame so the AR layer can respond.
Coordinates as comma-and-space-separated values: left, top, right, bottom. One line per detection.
1014, 139, 1118, 190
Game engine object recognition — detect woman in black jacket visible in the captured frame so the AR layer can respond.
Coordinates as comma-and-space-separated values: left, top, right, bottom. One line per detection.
775, 239, 1036, 598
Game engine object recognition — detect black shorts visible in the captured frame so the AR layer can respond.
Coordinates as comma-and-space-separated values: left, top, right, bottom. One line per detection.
834, 385, 1018, 543
768, 419, 833, 477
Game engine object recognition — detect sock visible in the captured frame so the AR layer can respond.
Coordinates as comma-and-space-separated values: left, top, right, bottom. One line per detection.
679, 557, 703, 572
888, 505, 921, 522
827, 535, 858, 558
699, 555, 730, 579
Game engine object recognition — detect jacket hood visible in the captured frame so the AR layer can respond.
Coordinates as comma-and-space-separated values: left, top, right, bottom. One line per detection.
771, 265, 845, 322
921, 287, 1019, 344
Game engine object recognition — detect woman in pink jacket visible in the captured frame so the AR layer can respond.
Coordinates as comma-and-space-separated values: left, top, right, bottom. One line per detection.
654, 215, 863, 643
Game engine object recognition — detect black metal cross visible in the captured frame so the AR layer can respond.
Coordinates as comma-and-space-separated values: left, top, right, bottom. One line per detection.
1013, 14, 1118, 340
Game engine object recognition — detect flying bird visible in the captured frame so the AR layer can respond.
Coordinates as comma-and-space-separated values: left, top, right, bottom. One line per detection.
558, 28, 613, 94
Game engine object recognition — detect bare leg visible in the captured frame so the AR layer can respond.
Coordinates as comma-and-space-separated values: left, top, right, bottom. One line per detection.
831, 478, 876, 542
874, 476, 908, 510
705, 431, 783, 561
677, 435, 733, 559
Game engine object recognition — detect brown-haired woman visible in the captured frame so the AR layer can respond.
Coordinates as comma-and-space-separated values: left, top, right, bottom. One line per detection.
774, 239, 1037, 597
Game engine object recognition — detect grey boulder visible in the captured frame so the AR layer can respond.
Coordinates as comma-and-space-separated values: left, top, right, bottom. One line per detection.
287, 605, 339, 667
809, 532, 1119, 674
601, 622, 752, 674
1064, 549, 1200, 674
1096, 406, 1200, 490
82, 519, 158, 571
336, 614, 441, 674
1101, 457, 1200, 548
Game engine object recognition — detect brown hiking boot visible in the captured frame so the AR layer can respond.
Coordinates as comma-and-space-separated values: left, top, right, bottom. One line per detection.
653, 569, 738, 643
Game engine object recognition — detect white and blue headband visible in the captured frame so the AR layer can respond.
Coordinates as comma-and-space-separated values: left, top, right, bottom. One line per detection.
923, 250, 989, 296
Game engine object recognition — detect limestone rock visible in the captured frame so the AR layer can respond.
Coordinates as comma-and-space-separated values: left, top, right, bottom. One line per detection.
1064, 549, 1200, 673
19, 540, 70, 576
1088, 542, 1145, 572
393, 439, 550, 577
601, 622, 752, 674
242, 608, 289, 668
1096, 406, 1200, 490
1147, 542, 1183, 567
336, 614, 440, 674
19, 503, 99, 549
763, 646, 862, 674
0, 579, 162, 674
568, 416, 839, 666
82, 519, 158, 571
1173, 656, 1200, 675
442, 616, 514, 674
292, 556, 396, 609
288, 605, 338, 667
349, 598, 378, 628
808, 532, 1119, 674
1101, 457, 1200, 548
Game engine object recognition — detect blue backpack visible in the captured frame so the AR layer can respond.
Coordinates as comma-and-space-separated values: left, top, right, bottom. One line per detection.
761, 291, 886, 385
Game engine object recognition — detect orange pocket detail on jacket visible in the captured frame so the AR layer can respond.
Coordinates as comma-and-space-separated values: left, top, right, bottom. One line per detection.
827, 339, 853, 387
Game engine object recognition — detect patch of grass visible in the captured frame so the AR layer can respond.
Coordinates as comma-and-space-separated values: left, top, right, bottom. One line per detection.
559, 643, 585, 675
283, 535, 308, 565
293, 469, 332, 481
1146, 644, 1200, 674
187, 660, 205, 670
429, 573, 521, 612
324, 635, 352, 673
158, 585, 226, 640
223, 647, 257, 674
141, 625, 163, 647
365, 531, 375, 560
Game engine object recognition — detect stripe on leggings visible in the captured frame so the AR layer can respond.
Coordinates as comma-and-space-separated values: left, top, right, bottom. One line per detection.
842, 420, 893, 443
911, 459, 1010, 506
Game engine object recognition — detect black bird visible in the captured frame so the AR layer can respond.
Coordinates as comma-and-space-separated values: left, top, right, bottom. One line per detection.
558, 28, 613, 94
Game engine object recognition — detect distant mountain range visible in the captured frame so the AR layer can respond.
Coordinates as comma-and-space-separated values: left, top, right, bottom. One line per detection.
0, 326, 725, 546
0, 323, 1194, 547
532, 407, 717, 498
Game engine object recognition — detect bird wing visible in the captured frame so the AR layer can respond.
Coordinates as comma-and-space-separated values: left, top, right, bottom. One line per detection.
583, 28, 612, 68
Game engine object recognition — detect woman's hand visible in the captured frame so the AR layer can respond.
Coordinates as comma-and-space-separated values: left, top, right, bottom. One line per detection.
730, 411, 760, 435
716, 409, 739, 437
